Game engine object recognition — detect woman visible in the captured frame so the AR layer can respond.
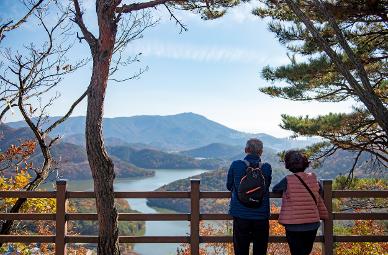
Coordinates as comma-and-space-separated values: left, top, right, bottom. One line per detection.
273, 150, 328, 255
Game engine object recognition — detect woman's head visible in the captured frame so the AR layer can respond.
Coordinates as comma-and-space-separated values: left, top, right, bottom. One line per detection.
284, 150, 309, 173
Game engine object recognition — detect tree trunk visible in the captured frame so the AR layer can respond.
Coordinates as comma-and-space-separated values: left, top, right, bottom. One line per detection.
85, 4, 120, 252
86, 81, 120, 254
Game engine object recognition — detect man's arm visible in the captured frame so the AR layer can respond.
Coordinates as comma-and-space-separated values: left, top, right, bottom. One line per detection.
226, 162, 235, 191
272, 177, 287, 193
262, 163, 272, 191
266, 164, 272, 188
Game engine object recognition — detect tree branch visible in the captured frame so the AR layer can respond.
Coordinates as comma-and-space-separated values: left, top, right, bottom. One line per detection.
117, 0, 179, 13
44, 89, 87, 135
71, 0, 97, 49
0, 0, 44, 42
164, 4, 187, 33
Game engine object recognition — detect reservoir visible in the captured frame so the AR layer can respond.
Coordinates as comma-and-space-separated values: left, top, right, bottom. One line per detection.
65, 169, 209, 255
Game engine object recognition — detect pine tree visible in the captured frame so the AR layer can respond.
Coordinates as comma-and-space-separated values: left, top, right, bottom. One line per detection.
254, 0, 387, 171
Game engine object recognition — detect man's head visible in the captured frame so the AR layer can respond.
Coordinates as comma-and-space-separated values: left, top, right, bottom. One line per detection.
245, 138, 263, 156
284, 150, 309, 173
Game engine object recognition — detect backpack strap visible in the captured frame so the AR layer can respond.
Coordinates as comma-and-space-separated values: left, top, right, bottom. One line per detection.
240, 160, 267, 191
294, 174, 317, 205
243, 160, 263, 169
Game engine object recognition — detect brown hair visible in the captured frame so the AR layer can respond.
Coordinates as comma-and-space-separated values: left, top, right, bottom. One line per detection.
284, 150, 309, 173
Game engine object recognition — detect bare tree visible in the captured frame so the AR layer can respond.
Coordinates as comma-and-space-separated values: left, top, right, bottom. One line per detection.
70, 0, 239, 253
0, 0, 45, 43
0, 2, 87, 240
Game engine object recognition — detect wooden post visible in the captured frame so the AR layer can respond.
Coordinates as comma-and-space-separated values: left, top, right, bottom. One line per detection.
56, 179, 68, 255
322, 180, 333, 255
190, 179, 200, 255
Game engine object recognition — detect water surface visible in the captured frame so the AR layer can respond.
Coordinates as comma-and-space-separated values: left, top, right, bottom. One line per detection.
63, 169, 209, 255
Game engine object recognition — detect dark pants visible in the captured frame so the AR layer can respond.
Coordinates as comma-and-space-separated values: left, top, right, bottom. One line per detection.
286, 229, 318, 255
232, 217, 269, 255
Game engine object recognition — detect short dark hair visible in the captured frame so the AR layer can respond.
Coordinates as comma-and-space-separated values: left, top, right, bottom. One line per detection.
245, 138, 263, 155
284, 150, 309, 173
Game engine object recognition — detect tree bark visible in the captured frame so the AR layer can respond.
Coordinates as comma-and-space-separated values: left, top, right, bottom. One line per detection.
85, 2, 120, 253
86, 70, 120, 255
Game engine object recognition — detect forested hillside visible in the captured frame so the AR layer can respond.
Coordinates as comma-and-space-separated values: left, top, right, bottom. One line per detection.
147, 166, 288, 213
179, 143, 242, 159
107, 146, 226, 170
1, 124, 379, 182
0, 125, 154, 180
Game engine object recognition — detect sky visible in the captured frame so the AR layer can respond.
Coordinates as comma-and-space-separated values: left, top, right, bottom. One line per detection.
0, 0, 353, 137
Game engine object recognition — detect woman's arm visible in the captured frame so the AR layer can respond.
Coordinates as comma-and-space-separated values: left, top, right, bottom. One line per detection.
318, 181, 323, 197
272, 177, 287, 193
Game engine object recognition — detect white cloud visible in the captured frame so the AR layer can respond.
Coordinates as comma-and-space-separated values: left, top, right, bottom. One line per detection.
150, 0, 261, 27
225, 0, 261, 23
126, 40, 287, 64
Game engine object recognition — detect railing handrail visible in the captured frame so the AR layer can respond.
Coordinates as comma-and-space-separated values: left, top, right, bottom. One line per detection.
0, 179, 387, 255
1, 190, 388, 198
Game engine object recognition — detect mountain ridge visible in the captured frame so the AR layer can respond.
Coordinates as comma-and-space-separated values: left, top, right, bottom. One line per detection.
5, 112, 316, 151
0, 124, 154, 180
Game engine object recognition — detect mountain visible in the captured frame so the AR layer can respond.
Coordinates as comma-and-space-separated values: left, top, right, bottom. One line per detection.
6, 113, 316, 151
0, 123, 225, 180
107, 146, 226, 170
179, 143, 243, 159
0, 125, 154, 180
62, 134, 161, 150
0, 124, 36, 150
179, 142, 283, 164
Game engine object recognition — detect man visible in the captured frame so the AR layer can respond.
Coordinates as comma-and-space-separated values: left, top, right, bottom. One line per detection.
227, 138, 272, 255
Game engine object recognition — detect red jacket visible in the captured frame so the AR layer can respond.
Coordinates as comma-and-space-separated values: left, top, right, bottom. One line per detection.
279, 172, 328, 225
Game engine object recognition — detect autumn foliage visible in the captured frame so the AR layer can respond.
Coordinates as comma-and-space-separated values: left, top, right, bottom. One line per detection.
177, 221, 233, 255
0, 141, 55, 214
176, 201, 387, 255
335, 220, 388, 255
0, 141, 54, 253
176, 204, 322, 255
0, 141, 91, 254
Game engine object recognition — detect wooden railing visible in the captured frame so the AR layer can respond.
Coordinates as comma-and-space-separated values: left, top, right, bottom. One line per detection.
0, 179, 387, 255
